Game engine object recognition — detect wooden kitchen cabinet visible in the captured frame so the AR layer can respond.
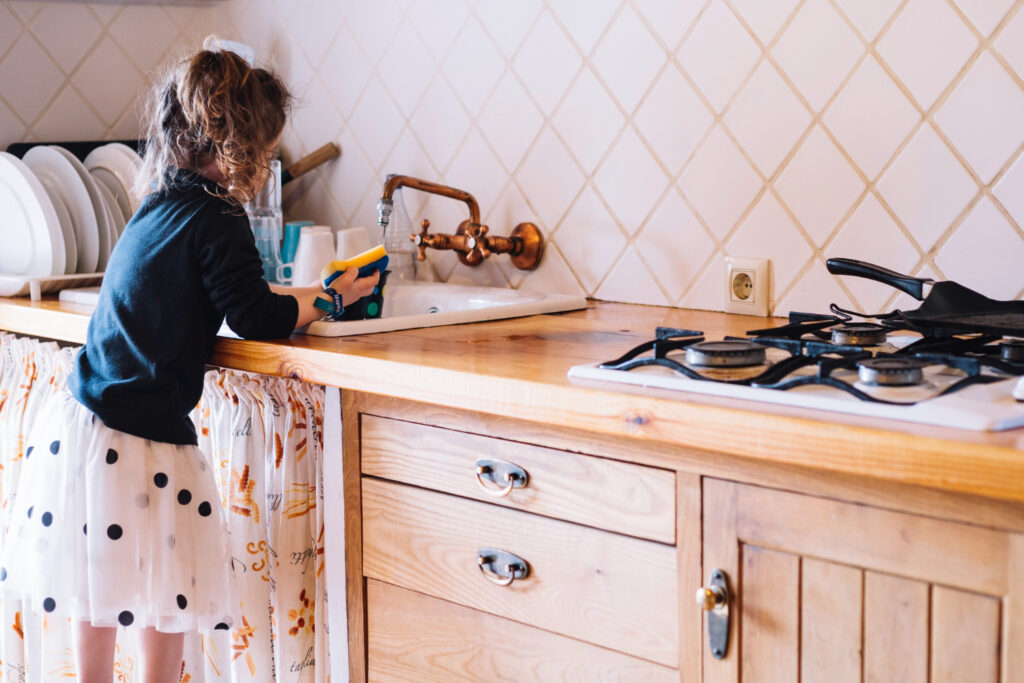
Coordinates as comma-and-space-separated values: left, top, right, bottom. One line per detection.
342, 394, 699, 681
339, 392, 1024, 682
701, 478, 1024, 682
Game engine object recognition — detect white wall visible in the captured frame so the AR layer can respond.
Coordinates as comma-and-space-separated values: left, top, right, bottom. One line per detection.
4, 0, 1024, 315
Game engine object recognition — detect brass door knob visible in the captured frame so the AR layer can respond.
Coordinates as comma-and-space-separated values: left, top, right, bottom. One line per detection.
696, 585, 727, 611
698, 569, 732, 660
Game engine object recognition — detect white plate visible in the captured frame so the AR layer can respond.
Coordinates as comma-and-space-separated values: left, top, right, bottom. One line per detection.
24, 146, 99, 273
37, 174, 78, 274
88, 166, 132, 225
94, 177, 124, 250
100, 143, 143, 214
84, 145, 140, 221
0, 152, 61, 276
50, 146, 112, 271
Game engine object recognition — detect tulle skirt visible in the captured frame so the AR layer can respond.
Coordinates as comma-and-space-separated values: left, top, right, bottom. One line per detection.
0, 391, 238, 633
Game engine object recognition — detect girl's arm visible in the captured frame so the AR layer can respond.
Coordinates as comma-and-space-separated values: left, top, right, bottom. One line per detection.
270, 267, 380, 330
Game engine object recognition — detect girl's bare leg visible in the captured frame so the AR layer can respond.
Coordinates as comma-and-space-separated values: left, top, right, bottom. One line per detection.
139, 627, 185, 683
74, 620, 117, 683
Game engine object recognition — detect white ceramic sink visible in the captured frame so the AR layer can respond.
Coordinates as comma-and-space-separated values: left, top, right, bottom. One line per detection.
301, 282, 587, 336
57, 283, 588, 337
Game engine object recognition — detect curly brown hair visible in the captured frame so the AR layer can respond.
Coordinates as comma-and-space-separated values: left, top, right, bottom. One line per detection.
136, 49, 292, 205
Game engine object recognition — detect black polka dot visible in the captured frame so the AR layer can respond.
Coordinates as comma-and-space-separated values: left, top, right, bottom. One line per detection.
107, 524, 123, 540
105, 449, 118, 464
41, 512, 52, 527
42, 597, 55, 613
118, 610, 133, 626
49, 440, 59, 455
214, 622, 229, 630
177, 489, 192, 505
25, 446, 33, 459
83, 523, 87, 535
154, 472, 168, 488
1, 567, 7, 581
26, 506, 33, 519
198, 502, 212, 517
176, 594, 187, 609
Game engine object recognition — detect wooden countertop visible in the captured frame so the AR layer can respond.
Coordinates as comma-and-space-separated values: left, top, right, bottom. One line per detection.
4, 295, 1024, 503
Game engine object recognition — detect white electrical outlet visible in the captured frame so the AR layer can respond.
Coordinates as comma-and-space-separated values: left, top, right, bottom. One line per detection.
724, 256, 770, 316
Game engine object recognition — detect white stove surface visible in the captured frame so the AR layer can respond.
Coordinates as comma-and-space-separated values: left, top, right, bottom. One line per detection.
568, 360, 1024, 432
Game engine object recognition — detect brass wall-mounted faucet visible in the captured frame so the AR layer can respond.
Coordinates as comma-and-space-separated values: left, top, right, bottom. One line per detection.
376, 175, 544, 270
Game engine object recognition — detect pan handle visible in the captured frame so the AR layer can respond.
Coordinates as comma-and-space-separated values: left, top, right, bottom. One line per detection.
826, 258, 933, 300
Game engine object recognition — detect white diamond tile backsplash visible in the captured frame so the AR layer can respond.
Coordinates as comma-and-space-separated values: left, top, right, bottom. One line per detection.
2, 0, 1024, 315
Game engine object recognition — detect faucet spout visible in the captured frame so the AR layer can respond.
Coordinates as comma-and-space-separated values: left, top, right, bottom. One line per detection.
379, 174, 481, 226
376, 198, 393, 227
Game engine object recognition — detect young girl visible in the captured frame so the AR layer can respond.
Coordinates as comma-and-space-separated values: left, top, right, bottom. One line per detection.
0, 49, 377, 681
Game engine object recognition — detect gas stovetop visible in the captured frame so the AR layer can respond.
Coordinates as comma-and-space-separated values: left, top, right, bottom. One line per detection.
567, 313, 1024, 432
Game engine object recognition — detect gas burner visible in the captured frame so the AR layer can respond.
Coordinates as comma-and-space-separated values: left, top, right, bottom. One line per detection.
1001, 340, 1024, 362
831, 323, 887, 346
685, 340, 766, 367
857, 358, 927, 386
573, 304, 1024, 430
591, 321, 1020, 409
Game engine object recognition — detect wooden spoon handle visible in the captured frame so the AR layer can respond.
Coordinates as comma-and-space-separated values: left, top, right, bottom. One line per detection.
282, 142, 341, 183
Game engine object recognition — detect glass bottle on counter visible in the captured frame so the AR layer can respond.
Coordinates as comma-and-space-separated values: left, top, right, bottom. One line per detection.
383, 174, 417, 282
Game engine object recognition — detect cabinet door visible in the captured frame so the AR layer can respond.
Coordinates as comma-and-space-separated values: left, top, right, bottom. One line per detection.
702, 479, 1024, 683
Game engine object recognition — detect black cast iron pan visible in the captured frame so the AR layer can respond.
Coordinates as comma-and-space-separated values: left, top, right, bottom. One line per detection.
826, 258, 1024, 336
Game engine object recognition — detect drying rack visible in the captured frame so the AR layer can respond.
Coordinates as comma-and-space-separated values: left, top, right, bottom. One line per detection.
0, 273, 103, 301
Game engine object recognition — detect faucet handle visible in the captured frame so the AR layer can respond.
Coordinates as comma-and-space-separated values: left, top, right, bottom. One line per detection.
474, 224, 492, 258
413, 219, 432, 261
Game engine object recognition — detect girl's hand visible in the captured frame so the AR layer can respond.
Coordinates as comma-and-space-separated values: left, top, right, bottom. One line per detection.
270, 269, 382, 330
329, 266, 380, 307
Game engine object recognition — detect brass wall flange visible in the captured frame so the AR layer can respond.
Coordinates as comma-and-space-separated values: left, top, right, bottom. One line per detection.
509, 222, 544, 271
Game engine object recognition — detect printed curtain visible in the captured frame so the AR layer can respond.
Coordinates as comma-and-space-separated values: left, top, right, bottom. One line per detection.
0, 334, 330, 682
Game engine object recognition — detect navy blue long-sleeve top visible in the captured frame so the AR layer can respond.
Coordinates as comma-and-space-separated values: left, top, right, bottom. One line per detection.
69, 170, 299, 445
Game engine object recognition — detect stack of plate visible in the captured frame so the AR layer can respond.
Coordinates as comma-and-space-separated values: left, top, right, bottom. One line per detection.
0, 143, 142, 291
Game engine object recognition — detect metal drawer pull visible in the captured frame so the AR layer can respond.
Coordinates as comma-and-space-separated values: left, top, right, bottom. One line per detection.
697, 569, 731, 660
476, 548, 530, 587
474, 459, 529, 497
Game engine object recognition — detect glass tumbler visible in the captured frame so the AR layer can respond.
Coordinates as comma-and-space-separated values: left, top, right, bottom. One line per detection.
245, 159, 284, 283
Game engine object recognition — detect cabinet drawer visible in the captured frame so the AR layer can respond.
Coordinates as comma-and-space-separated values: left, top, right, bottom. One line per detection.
366, 579, 678, 682
361, 478, 679, 667
360, 415, 675, 543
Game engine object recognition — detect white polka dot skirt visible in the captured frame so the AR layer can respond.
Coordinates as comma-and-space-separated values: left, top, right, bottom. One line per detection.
0, 391, 239, 633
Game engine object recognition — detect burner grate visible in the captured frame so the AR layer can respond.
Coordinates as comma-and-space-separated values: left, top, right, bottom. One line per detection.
595, 319, 1024, 406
